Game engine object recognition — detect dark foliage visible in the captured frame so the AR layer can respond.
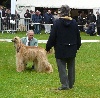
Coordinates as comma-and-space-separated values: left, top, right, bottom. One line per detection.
0, 0, 11, 8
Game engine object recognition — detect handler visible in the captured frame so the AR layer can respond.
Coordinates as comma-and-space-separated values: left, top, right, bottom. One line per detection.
46, 5, 81, 90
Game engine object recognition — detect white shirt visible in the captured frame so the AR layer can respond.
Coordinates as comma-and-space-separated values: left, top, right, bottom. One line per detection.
26, 37, 29, 46
26, 37, 33, 46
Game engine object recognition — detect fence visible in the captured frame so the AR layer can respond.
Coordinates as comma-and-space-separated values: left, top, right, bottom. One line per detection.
0, 17, 90, 34
0, 17, 54, 34
0, 17, 31, 33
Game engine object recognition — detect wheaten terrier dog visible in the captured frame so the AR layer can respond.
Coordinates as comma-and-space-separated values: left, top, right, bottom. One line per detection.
11, 36, 53, 73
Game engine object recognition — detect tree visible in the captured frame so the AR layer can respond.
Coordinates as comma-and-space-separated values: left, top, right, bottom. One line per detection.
0, 0, 11, 8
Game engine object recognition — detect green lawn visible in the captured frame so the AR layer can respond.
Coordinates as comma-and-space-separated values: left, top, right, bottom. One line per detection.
0, 31, 49, 40
0, 31, 100, 40
0, 31, 100, 98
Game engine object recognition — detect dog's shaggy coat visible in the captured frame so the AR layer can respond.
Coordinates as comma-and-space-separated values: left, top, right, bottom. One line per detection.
12, 36, 53, 73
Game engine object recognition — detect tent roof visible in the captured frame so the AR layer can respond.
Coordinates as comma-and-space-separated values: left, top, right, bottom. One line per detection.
16, 0, 100, 9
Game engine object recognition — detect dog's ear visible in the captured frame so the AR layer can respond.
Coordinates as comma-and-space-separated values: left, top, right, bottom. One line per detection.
12, 37, 21, 53
16, 40, 21, 53
11, 37, 17, 42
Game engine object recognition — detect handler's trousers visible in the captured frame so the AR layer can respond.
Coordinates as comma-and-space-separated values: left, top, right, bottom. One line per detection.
56, 57, 75, 88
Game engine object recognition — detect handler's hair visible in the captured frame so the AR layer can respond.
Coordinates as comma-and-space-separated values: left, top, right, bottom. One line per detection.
26, 30, 34, 35
60, 5, 70, 17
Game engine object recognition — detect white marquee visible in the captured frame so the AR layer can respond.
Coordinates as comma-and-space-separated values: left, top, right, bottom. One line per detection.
16, 0, 100, 9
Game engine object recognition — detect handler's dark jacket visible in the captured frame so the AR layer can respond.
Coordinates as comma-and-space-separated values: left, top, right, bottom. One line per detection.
46, 16, 81, 59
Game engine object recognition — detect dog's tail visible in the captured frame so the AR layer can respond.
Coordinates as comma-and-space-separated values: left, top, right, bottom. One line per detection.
42, 61, 53, 73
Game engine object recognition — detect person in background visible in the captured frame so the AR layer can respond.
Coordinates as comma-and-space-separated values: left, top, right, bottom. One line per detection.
77, 12, 84, 32
0, 6, 3, 30
86, 21, 96, 36
0, 6, 3, 18
46, 5, 81, 90
96, 11, 100, 36
30, 10, 35, 21
87, 11, 96, 24
6, 9, 11, 30
29, 10, 35, 30
85, 11, 96, 36
21, 30, 38, 69
52, 11, 59, 23
24, 9, 31, 31
32, 10, 42, 34
15, 11, 20, 29
43, 10, 53, 34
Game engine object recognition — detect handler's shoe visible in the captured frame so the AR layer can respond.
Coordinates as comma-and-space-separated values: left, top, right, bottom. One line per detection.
58, 86, 69, 90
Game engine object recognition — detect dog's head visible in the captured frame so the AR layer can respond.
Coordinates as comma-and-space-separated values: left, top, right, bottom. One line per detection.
11, 36, 21, 44
11, 36, 22, 52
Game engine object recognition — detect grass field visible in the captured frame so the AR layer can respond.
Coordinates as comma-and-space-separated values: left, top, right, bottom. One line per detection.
0, 31, 100, 98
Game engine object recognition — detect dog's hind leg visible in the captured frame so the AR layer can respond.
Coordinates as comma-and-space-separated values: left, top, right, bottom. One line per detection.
33, 59, 42, 72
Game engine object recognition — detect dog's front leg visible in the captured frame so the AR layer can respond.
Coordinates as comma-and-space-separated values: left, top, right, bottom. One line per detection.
16, 55, 25, 72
